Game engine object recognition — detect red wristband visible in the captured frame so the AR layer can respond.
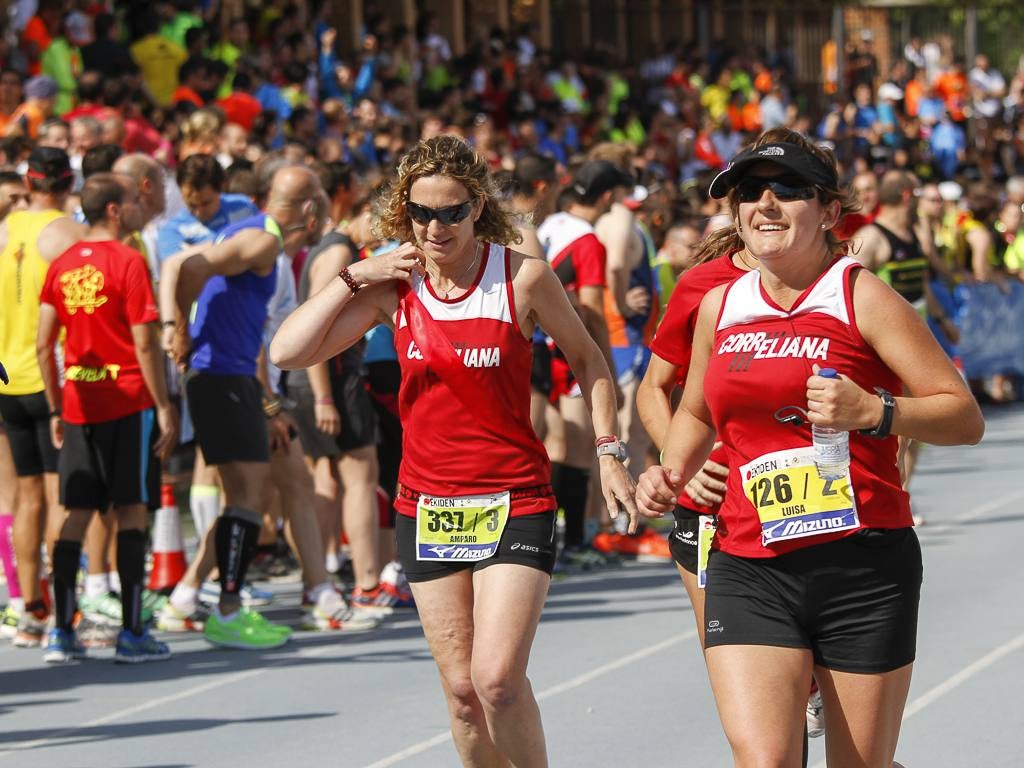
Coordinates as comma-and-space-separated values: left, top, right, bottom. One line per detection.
594, 435, 618, 447
339, 266, 362, 293
315, 397, 334, 405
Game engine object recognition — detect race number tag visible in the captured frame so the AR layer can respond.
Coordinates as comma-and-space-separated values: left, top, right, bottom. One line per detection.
696, 515, 717, 590
416, 492, 511, 561
739, 447, 860, 547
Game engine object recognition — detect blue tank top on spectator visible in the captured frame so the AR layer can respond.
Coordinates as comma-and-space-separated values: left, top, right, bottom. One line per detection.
156, 193, 259, 263
189, 214, 281, 377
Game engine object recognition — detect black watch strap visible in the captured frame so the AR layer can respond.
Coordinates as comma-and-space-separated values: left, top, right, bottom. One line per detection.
859, 387, 895, 438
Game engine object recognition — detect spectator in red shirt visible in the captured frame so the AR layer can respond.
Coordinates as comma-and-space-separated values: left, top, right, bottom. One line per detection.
37, 171, 179, 663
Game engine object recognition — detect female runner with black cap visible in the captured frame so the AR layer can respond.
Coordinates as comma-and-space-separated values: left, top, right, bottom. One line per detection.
636, 128, 983, 767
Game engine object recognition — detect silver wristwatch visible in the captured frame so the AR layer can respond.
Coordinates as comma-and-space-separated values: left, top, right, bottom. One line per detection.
596, 440, 627, 463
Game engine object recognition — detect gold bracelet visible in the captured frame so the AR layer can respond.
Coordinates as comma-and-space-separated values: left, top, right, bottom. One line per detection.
262, 397, 282, 418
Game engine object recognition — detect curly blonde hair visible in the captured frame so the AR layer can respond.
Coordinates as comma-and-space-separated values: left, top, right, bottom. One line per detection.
698, 127, 860, 263
374, 134, 522, 246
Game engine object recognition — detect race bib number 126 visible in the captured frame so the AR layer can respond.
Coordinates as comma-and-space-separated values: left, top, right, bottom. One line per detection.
739, 447, 860, 546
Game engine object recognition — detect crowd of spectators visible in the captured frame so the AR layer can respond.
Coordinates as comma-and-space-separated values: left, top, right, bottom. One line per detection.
0, 4, 1022, 220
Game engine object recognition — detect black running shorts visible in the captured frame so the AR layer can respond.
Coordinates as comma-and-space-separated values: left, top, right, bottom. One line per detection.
184, 370, 269, 465
0, 392, 58, 476
530, 339, 553, 397
703, 527, 922, 673
287, 371, 379, 460
397, 510, 557, 583
669, 506, 701, 575
59, 409, 161, 510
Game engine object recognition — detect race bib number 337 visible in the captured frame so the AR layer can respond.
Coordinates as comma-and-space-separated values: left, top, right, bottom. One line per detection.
739, 447, 859, 546
416, 492, 511, 561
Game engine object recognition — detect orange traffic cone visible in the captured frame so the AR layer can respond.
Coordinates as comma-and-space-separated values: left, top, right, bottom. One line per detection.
148, 484, 186, 593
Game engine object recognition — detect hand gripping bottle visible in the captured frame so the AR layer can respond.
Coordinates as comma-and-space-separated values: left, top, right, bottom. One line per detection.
812, 368, 850, 480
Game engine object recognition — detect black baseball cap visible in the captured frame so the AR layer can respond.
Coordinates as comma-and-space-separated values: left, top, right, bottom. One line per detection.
709, 142, 838, 199
26, 146, 72, 181
571, 160, 634, 198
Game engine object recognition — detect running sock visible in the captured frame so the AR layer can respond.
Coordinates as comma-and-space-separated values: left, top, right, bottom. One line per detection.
52, 539, 82, 633
556, 465, 590, 550
0, 514, 20, 601
24, 599, 48, 619
116, 529, 147, 635
189, 484, 221, 536
107, 570, 121, 595
169, 583, 199, 613
84, 573, 110, 599
214, 511, 260, 597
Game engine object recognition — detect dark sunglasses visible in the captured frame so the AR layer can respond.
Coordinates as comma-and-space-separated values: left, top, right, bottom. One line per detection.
736, 177, 818, 204
407, 199, 474, 226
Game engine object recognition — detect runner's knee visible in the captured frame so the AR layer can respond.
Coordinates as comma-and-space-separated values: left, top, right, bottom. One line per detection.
471, 666, 527, 712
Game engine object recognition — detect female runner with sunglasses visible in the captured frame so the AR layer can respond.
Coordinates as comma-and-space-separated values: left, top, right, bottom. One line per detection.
272, 135, 637, 767
635, 128, 983, 767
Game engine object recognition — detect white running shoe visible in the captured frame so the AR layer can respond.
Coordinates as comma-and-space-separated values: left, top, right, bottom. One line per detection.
806, 690, 825, 738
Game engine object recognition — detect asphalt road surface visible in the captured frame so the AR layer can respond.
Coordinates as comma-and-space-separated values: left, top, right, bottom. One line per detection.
1, 404, 1022, 767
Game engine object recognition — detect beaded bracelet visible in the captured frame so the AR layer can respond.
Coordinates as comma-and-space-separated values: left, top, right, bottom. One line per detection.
339, 267, 362, 294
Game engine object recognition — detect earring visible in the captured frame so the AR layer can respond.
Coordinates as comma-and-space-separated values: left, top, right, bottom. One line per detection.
821, 223, 827, 230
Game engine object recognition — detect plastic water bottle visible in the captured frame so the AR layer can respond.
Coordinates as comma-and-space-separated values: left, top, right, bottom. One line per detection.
812, 368, 850, 480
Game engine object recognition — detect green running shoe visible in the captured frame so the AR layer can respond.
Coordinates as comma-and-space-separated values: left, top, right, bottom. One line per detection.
203, 608, 291, 649
78, 592, 123, 625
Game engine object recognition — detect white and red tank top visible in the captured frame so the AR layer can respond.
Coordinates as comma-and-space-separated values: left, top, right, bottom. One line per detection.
705, 256, 911, 557
393, 242, 554, 518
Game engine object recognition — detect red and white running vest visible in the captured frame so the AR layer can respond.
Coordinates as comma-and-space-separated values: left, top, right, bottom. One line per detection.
394, 242, 554, 518
706, 256, 911, 557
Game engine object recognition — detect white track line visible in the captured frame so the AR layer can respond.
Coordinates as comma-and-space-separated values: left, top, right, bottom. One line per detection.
361, 630, 697, 768
0, 641, 342, 759
901, 630, 1024, 721
811, 631, 1024, 768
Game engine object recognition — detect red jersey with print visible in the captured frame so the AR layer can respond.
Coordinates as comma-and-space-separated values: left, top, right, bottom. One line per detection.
537, 211, 607, 293
40, 240, 158, 424
705, 256, 910, 558
394, 243, 554, 518
652, 253, 745, 514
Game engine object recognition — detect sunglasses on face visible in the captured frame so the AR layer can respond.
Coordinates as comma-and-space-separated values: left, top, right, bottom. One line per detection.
736, 177, 818, 204
407, 199, 474, 226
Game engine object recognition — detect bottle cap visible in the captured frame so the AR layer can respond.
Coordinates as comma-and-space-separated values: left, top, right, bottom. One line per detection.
818, 367, 839, 379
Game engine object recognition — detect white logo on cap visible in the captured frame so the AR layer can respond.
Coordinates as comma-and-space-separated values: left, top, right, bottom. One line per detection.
758, 147, 785, 156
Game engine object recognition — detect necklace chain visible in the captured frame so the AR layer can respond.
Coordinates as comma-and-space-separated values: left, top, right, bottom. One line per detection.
428, 245, 480, 299
735, 249, 759, 271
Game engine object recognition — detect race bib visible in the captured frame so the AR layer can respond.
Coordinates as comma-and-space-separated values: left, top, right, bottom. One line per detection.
416, 492, 511, 561
696, 515, 717, 590
739, 447, 860, 547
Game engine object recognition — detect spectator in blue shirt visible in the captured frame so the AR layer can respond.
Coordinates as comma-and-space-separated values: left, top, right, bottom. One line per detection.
156, 153, 258, 262
930, 116, 966, 180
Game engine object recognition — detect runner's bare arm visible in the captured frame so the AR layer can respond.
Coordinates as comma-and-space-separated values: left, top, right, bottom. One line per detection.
305, 240, 358, 436
35, 303, 63, 416
637, 353, 680, 451
524, 257, 638, 528
131, 322, 179, 460
171, 229, 279, 322
814, 269, 984, 446
270, 243, 421, 370
636, 290, 721, 517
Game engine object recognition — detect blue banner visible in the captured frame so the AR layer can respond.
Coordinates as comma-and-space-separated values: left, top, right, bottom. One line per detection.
937, 280, 1024, 379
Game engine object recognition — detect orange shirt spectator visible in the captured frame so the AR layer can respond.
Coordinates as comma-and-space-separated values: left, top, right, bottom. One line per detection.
3, 76, 57, 139
904, 76, 925, 117
935, 68, 968, 122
